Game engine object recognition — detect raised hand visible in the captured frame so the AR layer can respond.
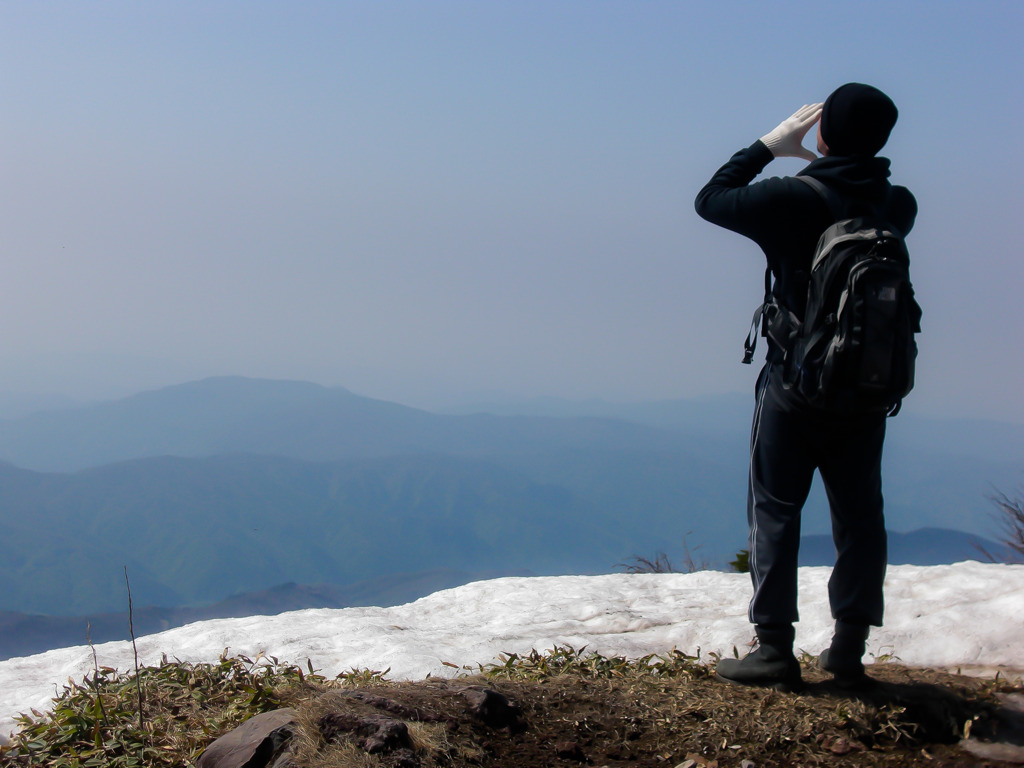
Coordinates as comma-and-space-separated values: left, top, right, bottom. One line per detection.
759, 103, 823, 161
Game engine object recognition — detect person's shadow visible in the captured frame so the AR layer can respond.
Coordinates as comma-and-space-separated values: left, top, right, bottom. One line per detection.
805, 673, 1024, 760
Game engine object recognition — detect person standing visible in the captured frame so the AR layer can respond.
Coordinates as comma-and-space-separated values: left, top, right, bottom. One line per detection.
694, 83, 917, 690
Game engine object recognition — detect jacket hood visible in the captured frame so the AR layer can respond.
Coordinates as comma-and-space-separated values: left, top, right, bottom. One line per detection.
799, 154, 892, 203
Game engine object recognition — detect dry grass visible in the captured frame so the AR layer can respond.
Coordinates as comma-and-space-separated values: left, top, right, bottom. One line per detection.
2, 646, 1020, 767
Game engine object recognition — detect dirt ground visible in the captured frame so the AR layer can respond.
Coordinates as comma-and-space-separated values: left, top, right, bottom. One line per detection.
281, 660, 1024, 768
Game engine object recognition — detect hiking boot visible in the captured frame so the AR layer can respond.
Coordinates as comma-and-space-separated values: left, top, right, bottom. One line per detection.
818, 648, 871, 689
819, 621, 872, 689
716, 627, 802, 691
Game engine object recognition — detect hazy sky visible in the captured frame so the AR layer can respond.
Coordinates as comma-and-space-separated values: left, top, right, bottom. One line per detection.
1, 1, 1021, 421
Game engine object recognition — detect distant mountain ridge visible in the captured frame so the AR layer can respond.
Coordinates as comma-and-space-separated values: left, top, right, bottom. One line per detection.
0, 376, 686, 473
3, 376, 1018, 472
0, 376, 1018, 621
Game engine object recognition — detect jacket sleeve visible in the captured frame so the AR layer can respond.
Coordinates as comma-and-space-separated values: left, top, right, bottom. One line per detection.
693, 141, 786, 242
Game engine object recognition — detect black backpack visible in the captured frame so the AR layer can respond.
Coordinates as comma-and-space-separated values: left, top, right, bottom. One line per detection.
743, 176, 922, 416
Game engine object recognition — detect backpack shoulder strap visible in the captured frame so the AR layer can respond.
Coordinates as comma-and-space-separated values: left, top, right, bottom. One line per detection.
742, 266, 773, 364
795, 174, 843, 219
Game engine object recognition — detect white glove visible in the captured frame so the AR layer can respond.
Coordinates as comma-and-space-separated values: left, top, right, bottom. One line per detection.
759, 103, 823, 161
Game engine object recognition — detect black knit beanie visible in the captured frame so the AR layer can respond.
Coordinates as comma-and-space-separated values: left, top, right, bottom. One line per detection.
820, 83, 898, 157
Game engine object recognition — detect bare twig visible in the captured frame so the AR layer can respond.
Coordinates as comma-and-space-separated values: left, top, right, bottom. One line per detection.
679, 532, 707, 573
973, 489, 1024, 564
124, 566, 145, 734
991, 490, 1024, 561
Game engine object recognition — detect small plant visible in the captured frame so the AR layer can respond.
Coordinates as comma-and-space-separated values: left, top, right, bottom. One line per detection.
333, 666, 392, 686
872, 646, 902, 664
617, 551, 678, 573
729, 549, 750, 573
0, 652, 335, 767
617, 532, 707, 574
479, 644, 712, 682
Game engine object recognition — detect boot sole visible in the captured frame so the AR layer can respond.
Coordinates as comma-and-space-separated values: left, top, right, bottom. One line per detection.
715, 671, 803, 693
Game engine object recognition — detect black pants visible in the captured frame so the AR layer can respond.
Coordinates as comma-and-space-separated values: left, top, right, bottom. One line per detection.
747, 363, 887, 628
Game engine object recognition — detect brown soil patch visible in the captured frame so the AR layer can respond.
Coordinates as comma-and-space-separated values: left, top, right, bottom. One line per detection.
281, 661, 1024, 768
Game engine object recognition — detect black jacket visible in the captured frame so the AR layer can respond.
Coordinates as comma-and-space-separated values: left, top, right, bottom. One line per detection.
694, 140, 917, 358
